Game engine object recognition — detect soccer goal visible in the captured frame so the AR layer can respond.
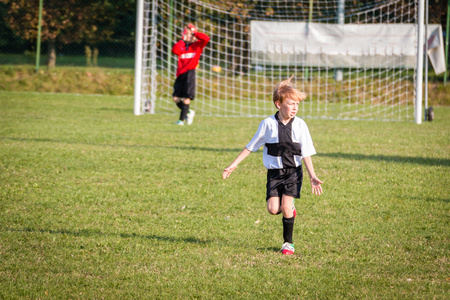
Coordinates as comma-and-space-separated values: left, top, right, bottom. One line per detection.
134, 0, 427, 123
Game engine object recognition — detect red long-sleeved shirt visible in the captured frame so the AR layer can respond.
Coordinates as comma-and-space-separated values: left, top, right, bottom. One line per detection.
172, 32, 210, 77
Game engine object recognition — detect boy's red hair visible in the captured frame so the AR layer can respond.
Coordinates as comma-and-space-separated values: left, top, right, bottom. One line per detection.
273, 75, 307, 105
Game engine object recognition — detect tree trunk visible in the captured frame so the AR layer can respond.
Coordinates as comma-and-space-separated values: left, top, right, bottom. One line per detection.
46, 39, 56, 69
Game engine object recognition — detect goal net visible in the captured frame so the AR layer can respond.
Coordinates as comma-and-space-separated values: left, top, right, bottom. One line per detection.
135, 0, 421, 122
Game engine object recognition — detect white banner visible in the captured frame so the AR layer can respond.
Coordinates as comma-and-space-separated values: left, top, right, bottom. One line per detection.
250, 21, 445, 73
427, 25, 446, 74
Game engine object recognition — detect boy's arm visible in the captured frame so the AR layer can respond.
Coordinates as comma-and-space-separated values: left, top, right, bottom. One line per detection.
172, 39, 185, 56
194, 32, 210, 48
222, 148, 251, 179
302, 156, 324, 196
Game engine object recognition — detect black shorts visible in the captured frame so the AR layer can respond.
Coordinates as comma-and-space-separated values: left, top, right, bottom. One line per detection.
173, 69, 196, 100
266, 166, 303, 200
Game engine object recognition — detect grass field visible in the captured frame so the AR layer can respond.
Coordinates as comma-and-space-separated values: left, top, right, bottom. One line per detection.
1, 91, 449, 299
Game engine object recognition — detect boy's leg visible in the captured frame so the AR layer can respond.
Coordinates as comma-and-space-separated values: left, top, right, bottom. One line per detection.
268, 195, 295, 246
173, 72, 187, 122
173, 97, 185, 124
173, 97, 183, 110
183, 70, 196, 124
281, 194, 295, 244
266, 197, 281, 215
280, 195, 295, 218
180, 98, 190, 121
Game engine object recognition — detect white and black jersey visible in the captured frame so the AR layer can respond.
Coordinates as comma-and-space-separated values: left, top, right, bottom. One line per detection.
246, 112, 316, 169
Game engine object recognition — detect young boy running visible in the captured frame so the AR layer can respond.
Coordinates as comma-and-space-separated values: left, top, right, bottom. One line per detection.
222, 76, 323, 255
172, 24, 210, 125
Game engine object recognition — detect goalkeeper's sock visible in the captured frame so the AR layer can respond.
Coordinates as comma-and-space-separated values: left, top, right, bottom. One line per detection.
180, 103, 189, 121
282, 216, 295, 244
176, 101, 183, 110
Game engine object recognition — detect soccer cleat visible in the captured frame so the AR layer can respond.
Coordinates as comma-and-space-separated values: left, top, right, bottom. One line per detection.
281, 242, 295, 255
186, 109, 195, 125
175, 120, 185, 126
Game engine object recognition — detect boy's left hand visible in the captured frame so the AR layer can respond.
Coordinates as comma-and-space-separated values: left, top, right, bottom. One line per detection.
310, 177, 324, 196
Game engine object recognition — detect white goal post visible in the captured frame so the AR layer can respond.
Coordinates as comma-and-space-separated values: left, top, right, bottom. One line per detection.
134, 0, 431, 123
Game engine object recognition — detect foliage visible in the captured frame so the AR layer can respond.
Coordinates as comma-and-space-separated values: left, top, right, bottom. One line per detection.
0, 0, 448, 69
0, 0, 135, 67
0, 91, 449, 298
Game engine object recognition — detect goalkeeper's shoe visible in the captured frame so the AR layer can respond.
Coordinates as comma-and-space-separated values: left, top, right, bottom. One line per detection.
175, 120, 185, 126
281, 242, 295, 255
186, 110, 195, 125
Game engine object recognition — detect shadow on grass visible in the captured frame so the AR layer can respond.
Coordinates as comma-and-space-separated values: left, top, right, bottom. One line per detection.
7, 227, 210, 245
98, 107, 132, 113
2, 137, 449, 165
257, 246, 280, 253
1, 137, 242, 153
404, 195, 450, 204
320, 152, 450, 167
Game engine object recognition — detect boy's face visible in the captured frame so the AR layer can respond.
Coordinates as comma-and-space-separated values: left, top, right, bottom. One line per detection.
275, 98, 299, 121
183, 29, 195, 43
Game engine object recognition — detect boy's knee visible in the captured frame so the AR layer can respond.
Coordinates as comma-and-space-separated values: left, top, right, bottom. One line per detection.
183, 98, 191, 105
173, 97, 181, 103
267, 207, 280, 215
267, 197, 280, 215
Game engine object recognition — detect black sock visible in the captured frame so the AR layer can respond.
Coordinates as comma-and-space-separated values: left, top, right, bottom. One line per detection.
180, 103, 189, 121
176, 101, 183, 110
282, 216, 295, 244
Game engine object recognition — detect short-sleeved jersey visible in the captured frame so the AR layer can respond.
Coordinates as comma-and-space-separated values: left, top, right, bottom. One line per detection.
246, 112, 316, 169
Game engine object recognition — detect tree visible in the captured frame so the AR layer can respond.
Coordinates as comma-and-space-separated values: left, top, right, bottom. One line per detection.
0, 0, 134, 68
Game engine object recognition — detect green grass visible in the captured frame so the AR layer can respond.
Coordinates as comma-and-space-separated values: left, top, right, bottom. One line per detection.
1, 91, 449, 299
0, 65, 135, 95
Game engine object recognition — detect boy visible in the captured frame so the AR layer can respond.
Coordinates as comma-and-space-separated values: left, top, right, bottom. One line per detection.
172, 24, 210, 125
222, 75, 323, 255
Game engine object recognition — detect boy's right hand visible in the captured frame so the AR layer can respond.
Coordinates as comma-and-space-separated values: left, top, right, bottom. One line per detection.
222, 166, 236, 179
222, 149, 251, 179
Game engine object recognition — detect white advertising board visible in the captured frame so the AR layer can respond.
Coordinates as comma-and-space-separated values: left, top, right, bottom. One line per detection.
251, 21, 445, 73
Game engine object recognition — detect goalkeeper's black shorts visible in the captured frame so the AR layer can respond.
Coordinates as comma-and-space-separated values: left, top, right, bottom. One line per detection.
173, 69, 196, 100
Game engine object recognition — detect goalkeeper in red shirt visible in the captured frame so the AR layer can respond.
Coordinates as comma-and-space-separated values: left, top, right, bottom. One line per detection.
172, 24, 210, 125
